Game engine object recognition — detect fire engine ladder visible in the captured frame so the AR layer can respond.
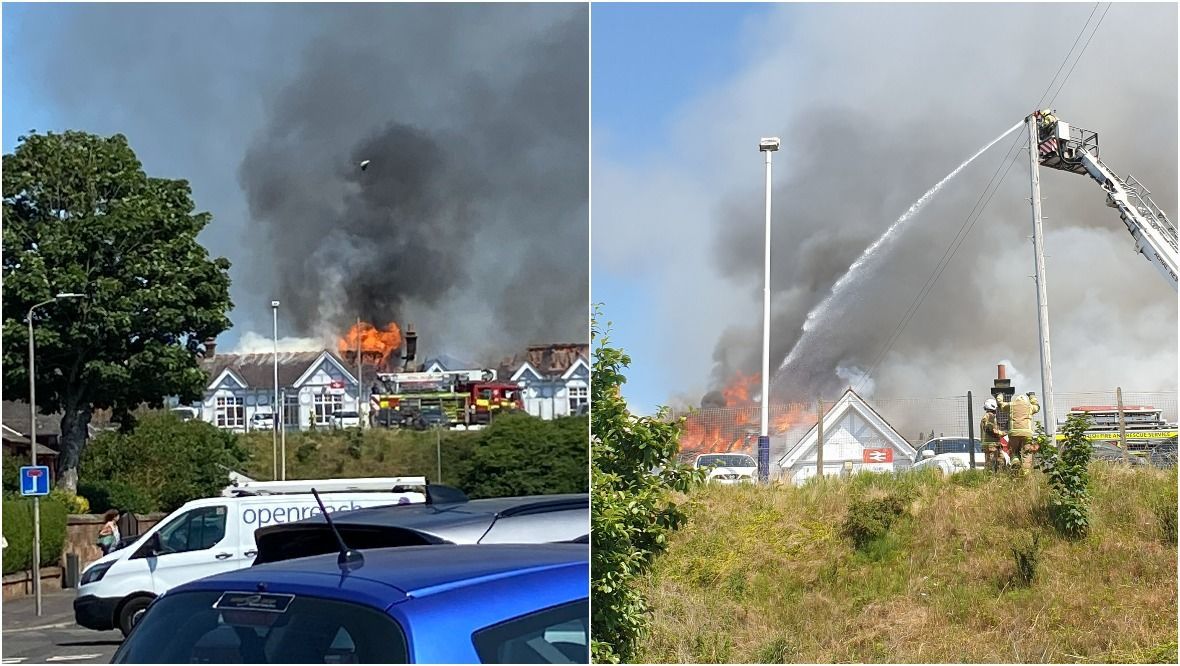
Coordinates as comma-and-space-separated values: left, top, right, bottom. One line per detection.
1040, 120, 1179, 289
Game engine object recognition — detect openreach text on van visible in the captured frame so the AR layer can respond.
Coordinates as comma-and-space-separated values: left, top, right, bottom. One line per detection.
242, 498, 409, 528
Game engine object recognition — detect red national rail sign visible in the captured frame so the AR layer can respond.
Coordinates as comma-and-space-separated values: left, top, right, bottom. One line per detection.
862, 448, 893, 464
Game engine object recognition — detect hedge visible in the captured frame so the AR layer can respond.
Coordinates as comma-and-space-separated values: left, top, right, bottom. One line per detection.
2, 497, 68, 575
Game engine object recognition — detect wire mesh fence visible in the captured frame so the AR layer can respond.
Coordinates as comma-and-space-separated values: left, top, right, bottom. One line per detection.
670, 388, 1178, 472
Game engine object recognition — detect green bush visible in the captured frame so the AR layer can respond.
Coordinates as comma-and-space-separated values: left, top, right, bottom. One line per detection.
590, 312, 702, 663
80, 412, 247, 513
457, 413, 588, 499
77, 479, 155, 515
2, 497, 68, 574
3, 453, 23, 494
842, 494, 909, 550
1041, 415, 1093, 539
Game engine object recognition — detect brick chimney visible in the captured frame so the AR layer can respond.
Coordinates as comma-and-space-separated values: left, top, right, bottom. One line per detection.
992, 363, 1015, 429
203, 338, 217, 358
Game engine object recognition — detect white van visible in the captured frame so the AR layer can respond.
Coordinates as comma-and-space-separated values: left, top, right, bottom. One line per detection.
73, 477, 426, 636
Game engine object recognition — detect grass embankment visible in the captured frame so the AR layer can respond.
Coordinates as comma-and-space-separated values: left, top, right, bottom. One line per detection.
638, 464, 1177, 664
236, 428, 480, 487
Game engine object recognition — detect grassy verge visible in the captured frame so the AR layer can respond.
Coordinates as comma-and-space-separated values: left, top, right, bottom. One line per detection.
237, 428, 480, 487
637, 464, 1177, 663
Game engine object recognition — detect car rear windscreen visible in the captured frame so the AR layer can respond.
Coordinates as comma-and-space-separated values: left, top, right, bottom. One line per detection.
254, 525, 443, 564
112, 590, 408, 664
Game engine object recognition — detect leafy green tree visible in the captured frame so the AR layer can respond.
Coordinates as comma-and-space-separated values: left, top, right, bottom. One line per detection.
2, 131, 232, 491
590, 311, 700, 663
457, 413, 588, 498
79, 411, 246, 513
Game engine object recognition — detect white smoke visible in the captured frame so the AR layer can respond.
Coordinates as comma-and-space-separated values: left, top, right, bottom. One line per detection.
232, 331, 327, 354
835, 363, 876, 397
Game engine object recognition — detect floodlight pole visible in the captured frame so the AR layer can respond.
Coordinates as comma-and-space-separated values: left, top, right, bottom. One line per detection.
757, 137, 780, 483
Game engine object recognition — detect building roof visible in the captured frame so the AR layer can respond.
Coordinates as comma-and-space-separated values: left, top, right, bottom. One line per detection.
778, 388, 917, 468
2, 400, 63, 437
202, 350, 354, 389
500, 343, 589, 380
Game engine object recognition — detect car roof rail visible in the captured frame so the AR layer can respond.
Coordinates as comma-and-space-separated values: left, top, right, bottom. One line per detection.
223, 476, 428, 497
496, 496, 587, 518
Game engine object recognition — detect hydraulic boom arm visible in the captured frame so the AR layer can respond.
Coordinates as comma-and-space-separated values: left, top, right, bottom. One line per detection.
1037, 115, 1178, 289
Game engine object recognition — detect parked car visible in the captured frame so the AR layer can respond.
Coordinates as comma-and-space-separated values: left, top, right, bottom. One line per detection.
250, 411, 275, 431
693, 453, 758, 485
1149, 439, 1177, 469
254, 492, 588, 564
111, 543, 588, 664
74, 479, 426, 636
912, 437, 1004, 471
330, 410, 362, 429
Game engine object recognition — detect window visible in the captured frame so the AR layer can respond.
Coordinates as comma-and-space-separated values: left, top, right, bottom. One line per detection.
313, 394, 344, 425
112, 591, 408, 664
155, 506, 227, 554
567, 386, 588, 414
216, 396, 245, 429
284, 393, 300, 429
472, 600, 588, 664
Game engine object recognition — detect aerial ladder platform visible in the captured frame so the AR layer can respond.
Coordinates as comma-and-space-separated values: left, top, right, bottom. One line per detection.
1035, 114, 1178, 288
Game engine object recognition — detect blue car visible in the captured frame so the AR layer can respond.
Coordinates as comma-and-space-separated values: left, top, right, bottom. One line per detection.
112, 543, 588, 664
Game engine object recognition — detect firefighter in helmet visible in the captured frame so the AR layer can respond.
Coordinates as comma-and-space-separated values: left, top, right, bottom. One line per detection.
1000, 391, 1041, 475
1037, 108, 1058, 139
980, 397, 1006, 472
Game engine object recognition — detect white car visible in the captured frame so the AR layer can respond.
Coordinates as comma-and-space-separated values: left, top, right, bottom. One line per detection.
912, 448, 1010, 475
694, 453, 758, 484
330, 410, 362, 429
913, 437, 1009, 471
249, 411, 275, 431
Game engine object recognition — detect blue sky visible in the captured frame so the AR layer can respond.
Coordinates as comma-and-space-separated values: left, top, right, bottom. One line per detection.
592, 3, 768, 414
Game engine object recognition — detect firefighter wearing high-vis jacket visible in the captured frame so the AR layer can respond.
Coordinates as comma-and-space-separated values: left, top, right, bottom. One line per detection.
1001, 391, 1041, 475
980, 398, 1006, 472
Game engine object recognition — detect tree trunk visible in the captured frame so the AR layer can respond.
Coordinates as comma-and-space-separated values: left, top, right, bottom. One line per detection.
57, 405, 93, 493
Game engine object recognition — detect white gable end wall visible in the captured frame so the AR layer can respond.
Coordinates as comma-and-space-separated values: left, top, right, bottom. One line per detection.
777, 389, 916, 486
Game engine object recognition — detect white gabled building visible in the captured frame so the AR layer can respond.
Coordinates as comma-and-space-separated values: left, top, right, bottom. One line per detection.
197, 342, 361, 432
777, 388, 917, 485
505, 344, 590, 420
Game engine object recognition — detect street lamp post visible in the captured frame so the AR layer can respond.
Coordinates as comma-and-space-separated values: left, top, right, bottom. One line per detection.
271, 301, 282, 481
27, 292, 84, 617
757, 137, 780, 484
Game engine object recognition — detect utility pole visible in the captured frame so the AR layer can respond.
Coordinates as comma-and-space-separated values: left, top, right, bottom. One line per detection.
815, 397, 824, 480
757, 137, 780, 483
1026, 114, 1057, 439
1117, 387, 1128, 464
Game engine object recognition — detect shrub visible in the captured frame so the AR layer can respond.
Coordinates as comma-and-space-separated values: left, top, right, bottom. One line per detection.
80, 412, 247, 513
2, 453, 23, 494
1040, 414, 1093, 539
49, 487, 89, 514
458, 413, 588, 499
590, 312, 702, 663
2, 497, 68, 574
77, 479, 154, 515
841, 494, 909, 550
1009, 531, 1042, 588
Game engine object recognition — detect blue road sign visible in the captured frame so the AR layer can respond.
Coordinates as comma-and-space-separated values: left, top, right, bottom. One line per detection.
20, 466, 51, 497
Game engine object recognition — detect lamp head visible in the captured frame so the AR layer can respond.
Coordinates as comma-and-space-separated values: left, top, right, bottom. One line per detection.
758, 137, 781, 152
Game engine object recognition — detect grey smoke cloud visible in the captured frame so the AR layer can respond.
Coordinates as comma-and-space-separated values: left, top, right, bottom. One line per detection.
8, 3, 587, 360
594, 3, 1176, 413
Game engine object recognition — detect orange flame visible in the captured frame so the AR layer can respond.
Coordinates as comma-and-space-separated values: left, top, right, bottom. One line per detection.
338, 321, 402, 366
678, 372, 816, 457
